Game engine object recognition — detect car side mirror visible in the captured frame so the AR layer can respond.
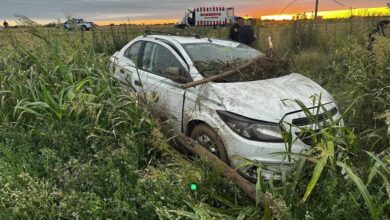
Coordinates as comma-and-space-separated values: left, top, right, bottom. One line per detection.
164, 67, 190, 83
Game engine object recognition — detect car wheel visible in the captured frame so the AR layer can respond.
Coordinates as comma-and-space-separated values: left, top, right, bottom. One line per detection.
190, 124, 230, 164
81, 26, 87, 31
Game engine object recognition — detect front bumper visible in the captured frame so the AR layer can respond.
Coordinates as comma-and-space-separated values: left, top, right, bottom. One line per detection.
217, 123, 307, 179
216, 105, 343, 180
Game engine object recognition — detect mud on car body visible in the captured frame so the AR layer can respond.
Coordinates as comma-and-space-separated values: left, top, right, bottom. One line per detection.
109, 33, 343, 179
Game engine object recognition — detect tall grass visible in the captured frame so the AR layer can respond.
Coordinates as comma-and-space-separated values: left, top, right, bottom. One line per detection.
0, 26, 205, 218
0, 17, 388, 219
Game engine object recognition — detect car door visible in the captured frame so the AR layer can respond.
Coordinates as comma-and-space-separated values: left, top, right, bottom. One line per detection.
114, 40, 144, 91
135, 40, 191, 132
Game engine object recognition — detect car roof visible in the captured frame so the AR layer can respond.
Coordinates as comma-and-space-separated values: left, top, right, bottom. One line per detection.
143, 35, 241, 47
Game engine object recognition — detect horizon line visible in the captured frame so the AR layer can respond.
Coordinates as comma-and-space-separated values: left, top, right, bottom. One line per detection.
3, 6, 389, 26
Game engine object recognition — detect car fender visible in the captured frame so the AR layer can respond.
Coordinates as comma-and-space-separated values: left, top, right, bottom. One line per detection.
183, 85, 226, 136
109, 52, 119, 74
84, 23, 93, 28
183, 102, 238, 157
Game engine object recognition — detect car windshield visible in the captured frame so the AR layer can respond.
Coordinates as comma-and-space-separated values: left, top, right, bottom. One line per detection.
183, 42, 290, 82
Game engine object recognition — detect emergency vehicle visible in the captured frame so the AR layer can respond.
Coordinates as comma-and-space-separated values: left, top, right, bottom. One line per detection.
175, 7, 235, 28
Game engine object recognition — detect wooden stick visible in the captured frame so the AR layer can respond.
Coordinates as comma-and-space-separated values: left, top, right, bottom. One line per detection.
182, 55, 264, 89
175, 133, 269, 207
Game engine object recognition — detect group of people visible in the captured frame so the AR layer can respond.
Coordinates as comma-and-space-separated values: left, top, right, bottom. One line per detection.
228, 17, 256, 46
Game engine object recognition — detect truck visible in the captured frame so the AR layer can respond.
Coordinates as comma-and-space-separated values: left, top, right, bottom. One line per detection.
175, 7, 235, 28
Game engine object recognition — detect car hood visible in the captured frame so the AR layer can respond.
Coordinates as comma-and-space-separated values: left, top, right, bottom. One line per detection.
210, 73, 335, 123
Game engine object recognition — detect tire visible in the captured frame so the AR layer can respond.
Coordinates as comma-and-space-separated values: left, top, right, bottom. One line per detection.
81, 25, 87, 31
190, 124, 230, 164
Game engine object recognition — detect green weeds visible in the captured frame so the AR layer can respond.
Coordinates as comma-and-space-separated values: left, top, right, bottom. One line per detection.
0, 18, 389, 219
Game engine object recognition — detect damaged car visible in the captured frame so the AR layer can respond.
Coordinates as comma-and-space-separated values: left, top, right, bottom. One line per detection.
109, 32, 343, 179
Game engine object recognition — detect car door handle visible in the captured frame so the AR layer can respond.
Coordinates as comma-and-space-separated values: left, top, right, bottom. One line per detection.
134, 80, 143, 87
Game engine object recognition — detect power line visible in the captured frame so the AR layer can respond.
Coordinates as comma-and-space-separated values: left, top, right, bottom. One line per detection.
279, 0, 347, 19
315, 0, 346, 18
332, 0, 346, 6
279, 0, 299, 15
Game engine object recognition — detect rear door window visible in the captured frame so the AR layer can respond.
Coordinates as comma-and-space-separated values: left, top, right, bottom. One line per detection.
124, 41, 143, 65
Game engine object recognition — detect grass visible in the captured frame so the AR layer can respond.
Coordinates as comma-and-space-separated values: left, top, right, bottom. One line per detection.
0, 17, 389, 219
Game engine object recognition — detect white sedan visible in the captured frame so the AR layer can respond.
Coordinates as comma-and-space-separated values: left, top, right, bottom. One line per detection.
109, 33, 342, 179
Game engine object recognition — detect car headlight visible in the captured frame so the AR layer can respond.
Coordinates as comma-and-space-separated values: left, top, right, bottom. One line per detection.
217, 110, 284, 143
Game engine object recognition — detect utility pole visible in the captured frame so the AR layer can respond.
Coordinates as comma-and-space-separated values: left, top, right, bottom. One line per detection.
314, 0, 319, 19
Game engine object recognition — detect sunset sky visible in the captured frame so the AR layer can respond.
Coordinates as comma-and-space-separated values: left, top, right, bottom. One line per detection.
0, 0, 389, 25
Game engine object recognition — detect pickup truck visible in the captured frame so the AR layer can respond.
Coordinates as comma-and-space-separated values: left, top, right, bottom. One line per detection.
64, 18, 94, 31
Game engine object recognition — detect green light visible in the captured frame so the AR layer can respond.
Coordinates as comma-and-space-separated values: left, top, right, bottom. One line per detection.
190, 183, 198, 191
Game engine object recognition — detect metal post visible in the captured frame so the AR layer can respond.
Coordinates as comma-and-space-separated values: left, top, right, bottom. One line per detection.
314, 0, 319, 19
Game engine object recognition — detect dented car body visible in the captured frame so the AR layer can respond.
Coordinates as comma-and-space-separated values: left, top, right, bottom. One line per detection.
109, 34, 342, 178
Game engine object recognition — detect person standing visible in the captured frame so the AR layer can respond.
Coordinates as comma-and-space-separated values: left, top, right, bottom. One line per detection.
368, 20, 389, 50
3, 20, 9, 28
229, 17, 244, 42
187, 9, 195, 27
238, 19, 257, 46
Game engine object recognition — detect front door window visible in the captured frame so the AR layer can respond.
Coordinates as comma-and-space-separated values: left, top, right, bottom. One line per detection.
141, 42, 187, 82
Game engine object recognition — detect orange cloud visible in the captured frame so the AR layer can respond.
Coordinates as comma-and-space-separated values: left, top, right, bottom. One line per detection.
260, 7, 389, 20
